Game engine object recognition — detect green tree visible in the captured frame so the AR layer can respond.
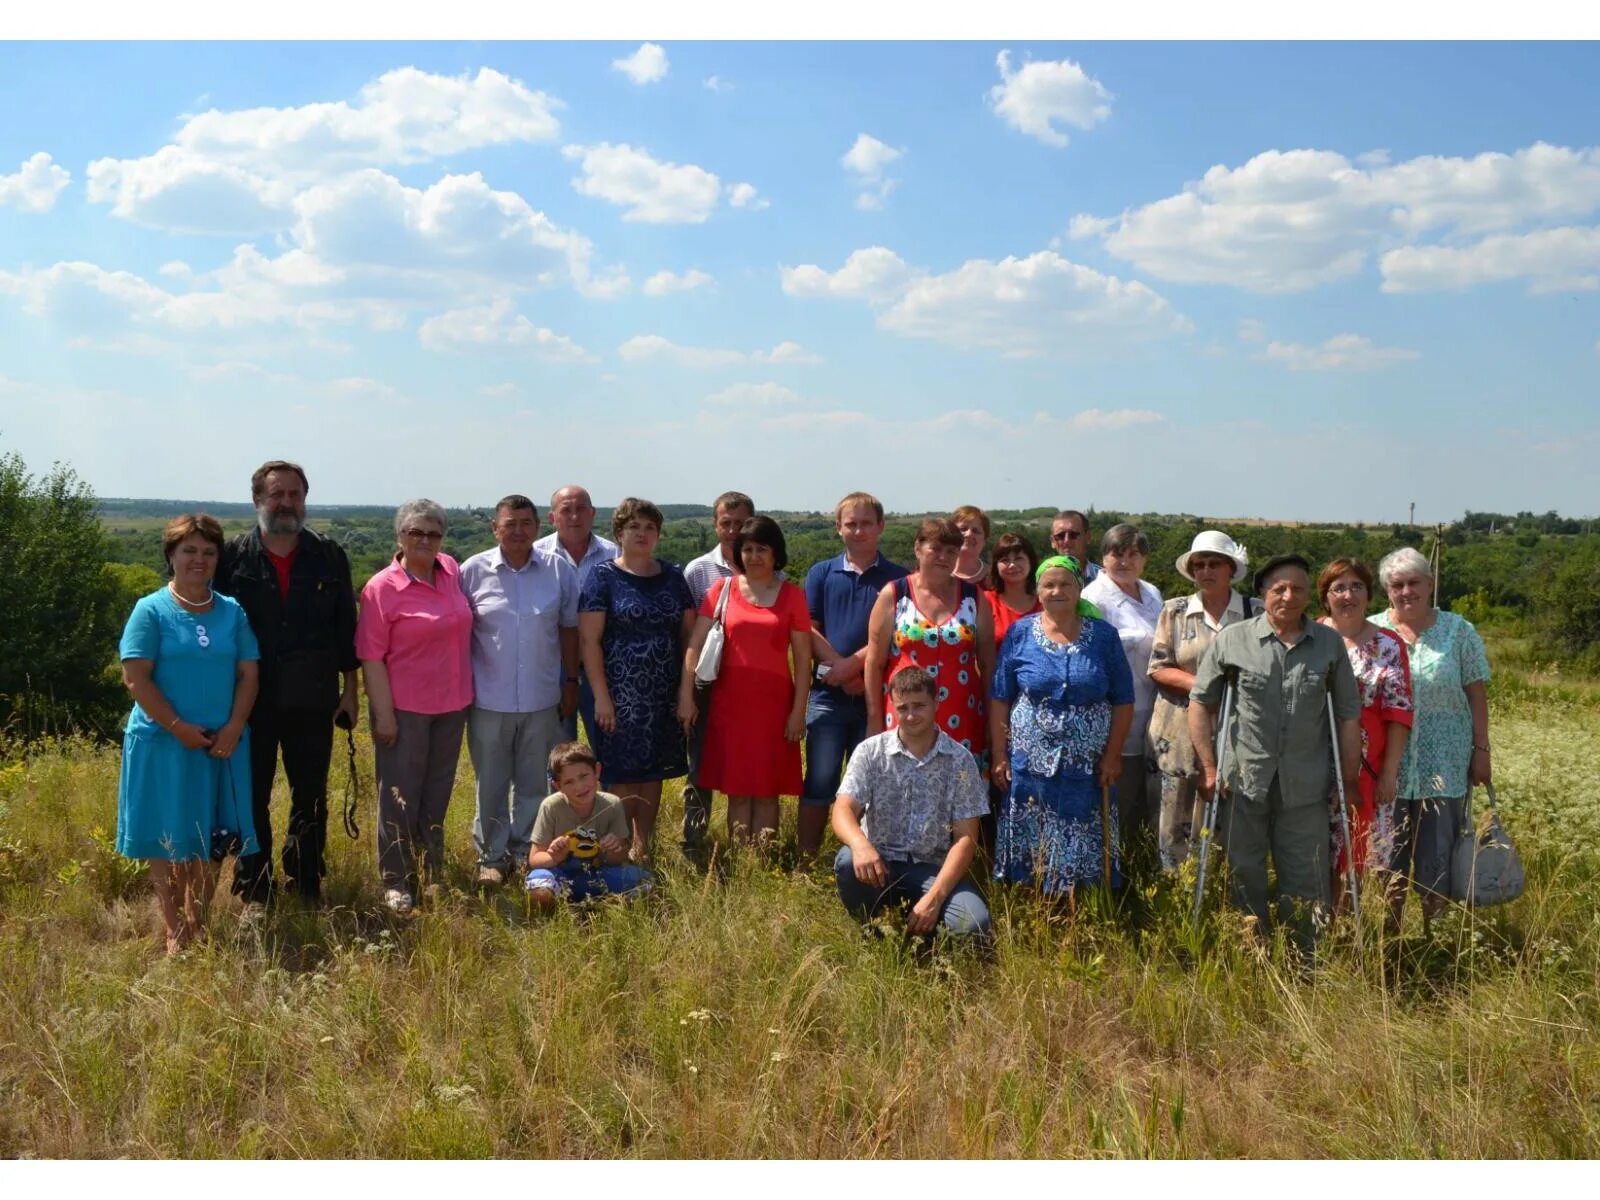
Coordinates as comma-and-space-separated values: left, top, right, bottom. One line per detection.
0, 451, 126, 737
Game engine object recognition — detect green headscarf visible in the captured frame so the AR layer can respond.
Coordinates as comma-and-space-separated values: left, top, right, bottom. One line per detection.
1034, 555, 1103, 620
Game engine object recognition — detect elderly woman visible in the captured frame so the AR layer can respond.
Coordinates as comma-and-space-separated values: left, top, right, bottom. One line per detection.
1146, 531, 1256, 871
357, 499, 474, 915
1317, 558, 1413, 911
986, 532, 1042, 643
1373, 546, 1491, 929
679, 515, 812, 845
118, 513, 260, 955
951, 505, 992, 588
988, 555, 1134, 896
865, 517, 996, 761
580, 497, 695, 861
1082, 523, 1164, 861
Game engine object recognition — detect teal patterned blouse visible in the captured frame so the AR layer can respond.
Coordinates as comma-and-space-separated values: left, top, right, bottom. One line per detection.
1372, 610, 1490, 800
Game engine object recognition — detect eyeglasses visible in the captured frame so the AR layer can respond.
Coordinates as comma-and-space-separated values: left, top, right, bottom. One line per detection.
1327, 582, 1369, 596
403, 528, 444, 542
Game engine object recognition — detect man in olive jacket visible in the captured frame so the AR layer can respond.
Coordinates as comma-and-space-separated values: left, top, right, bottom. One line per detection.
216, 460, 359, 909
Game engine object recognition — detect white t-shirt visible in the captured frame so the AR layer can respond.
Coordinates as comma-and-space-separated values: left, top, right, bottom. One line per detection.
1082, 574, 1163, 754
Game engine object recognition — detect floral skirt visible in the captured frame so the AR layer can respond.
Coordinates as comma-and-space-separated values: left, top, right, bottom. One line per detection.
995, 769, 1119, 893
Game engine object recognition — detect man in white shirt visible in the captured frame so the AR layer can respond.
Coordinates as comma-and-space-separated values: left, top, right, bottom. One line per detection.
534, 484, 618, 745
460, 495, 580, 886
679, 491, 754, 850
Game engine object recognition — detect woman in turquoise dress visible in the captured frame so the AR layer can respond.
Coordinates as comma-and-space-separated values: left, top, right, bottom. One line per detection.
988, 555, 1134, 897
118, 514, 260, 955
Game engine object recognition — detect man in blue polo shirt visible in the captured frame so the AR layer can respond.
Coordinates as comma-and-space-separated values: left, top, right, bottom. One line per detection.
799, 491, 909, 857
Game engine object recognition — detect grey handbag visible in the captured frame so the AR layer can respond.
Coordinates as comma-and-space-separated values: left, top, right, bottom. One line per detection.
1448, 781, 1525, 907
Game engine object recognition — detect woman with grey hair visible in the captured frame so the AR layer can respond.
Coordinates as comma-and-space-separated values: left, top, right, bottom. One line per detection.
355, 499, 474, 915
1082, 524, 1163, 864
1373, 545, 1492, 931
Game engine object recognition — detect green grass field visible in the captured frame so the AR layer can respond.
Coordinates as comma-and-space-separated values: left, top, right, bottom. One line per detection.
1, 652, 1597, 1158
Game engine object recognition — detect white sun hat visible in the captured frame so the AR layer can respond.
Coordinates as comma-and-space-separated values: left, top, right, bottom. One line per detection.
1175, 530, 1249, 582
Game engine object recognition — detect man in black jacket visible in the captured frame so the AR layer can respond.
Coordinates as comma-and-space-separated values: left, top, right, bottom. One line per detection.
216, 460, 359, 910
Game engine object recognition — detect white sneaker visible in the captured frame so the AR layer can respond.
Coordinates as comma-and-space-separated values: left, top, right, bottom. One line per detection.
383, 889, 414, 916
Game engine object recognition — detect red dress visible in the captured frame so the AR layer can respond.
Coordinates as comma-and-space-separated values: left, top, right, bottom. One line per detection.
883, 577, 987, 758
986, 590, 1040, 645
696, 577, 810, 796
1327, 622, 1415, 875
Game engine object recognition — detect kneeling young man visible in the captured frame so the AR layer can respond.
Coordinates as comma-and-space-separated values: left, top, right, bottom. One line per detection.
526, 742, 652, 907
831, 667, 991, 938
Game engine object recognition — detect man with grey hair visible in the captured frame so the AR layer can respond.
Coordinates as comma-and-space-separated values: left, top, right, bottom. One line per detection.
216, 459, 359, 913
460, 495, 580, 886
535, 485, 618, 744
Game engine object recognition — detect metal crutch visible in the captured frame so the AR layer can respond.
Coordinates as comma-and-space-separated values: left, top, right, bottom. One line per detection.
1191, 678, 1235, 922
1327, 692, 1361, 934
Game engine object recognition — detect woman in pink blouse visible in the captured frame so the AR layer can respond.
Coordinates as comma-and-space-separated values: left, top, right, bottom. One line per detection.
356, 499, 474, 915
1317, 557, 1413, 913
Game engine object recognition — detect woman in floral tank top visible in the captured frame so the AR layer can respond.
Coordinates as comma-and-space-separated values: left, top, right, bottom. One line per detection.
865, 517, 996, 762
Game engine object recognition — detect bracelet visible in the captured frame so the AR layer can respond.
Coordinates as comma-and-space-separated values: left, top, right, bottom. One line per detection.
1472, 744, 1491, 755
167, 715, 181, 730
563, 675, 579, 684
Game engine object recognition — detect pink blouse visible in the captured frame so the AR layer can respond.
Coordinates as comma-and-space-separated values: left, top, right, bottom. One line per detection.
356, 552, 474, 714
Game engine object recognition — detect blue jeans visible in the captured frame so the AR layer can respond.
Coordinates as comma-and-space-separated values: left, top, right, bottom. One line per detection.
833, 845, 991, 937
526, 860, 651, 902
802, 692, 869, 809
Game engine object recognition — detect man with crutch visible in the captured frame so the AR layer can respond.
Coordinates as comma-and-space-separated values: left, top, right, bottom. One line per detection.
1187, 554, 1362, 955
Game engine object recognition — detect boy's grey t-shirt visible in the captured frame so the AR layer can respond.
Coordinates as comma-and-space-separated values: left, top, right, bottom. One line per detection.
531, 789, 631, 846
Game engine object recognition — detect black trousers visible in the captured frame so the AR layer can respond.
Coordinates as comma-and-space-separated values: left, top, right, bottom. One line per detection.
233, 705, 335, 902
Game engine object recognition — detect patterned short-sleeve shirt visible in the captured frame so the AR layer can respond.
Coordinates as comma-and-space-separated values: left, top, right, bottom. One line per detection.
1372, 609, 1489, 800
838, 728, 989, 865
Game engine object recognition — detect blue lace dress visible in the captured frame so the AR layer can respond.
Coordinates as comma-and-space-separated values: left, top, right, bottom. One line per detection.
579, 559, 694, 782
991, 614, 1134, 892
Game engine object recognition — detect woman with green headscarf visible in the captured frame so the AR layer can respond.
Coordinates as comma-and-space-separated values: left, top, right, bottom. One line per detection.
988, 555, 1135, 895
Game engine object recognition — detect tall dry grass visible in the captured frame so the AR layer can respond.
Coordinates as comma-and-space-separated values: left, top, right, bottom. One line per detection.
0, 663, 1596, 1158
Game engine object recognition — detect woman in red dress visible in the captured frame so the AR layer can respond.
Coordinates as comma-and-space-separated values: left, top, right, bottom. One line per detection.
985, 532, 1042, 644
1317, 557, 1414, 911
864, 517, 997, 763
680, 515, 812, 845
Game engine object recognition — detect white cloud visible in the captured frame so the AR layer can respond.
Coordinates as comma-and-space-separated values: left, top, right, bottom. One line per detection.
563, 143, 723, 224
158, 261, 194, 281
418, 298, 592, 361
1379, 225, 1600, 294
1259, 333, 1420, 371
842, 134, 903, 211
1237, 318, 1268, 344
703, 75, 732, 93
704, 382, 805, 408
0, 152, 71, 213
1075, 142, 1600, 293
988, 51, 1112, 149
618, 334, 819, 370
642, 268, 715, 297
480, 382, 521, 398
612, 43, 669, 85
1065, 408, 1164, 431
729, 181, 768, 210
87, 146, 296, 234
785, 247, 1188, 357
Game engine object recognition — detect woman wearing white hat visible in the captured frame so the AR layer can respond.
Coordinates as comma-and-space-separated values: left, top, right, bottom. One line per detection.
1145, 531, 1259, 871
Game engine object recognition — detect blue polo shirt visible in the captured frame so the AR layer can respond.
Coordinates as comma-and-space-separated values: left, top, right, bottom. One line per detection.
805, 550, 908, 709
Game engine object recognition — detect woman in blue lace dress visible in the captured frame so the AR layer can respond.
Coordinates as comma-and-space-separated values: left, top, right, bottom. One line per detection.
988, 555, 1134, 896
579, 497, 696, 860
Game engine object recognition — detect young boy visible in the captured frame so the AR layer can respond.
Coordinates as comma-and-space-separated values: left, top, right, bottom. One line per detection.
526, 742, 652, 907
800, 491, 909, 856
831, 667, 990, 938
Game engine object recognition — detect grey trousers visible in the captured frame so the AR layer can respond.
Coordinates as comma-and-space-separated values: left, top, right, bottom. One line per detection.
467, 705, 564, 869
1158, 771, 1205, 872
1223, 776, 1331, 951
1116, 754, 1159, 858
374, 707, 468, 894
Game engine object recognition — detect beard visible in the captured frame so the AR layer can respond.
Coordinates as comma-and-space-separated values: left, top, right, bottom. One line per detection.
259, 508, 304, 536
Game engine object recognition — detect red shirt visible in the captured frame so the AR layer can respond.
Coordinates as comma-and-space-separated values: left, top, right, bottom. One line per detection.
266, 548, 296, 601
987, 589, 1041, 645
355, 552, 474, 714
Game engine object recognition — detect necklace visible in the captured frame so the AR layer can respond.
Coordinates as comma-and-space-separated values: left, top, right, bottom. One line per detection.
168, 582, 215, 611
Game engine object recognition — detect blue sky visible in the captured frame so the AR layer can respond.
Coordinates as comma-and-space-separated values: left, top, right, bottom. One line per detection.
1, 39, 1596, 521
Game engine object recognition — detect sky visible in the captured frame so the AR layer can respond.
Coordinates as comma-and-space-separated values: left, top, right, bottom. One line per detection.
1, 34, 1597, 522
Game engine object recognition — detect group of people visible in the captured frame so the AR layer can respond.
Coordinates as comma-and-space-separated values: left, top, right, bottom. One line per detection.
114, 461, 1493, 956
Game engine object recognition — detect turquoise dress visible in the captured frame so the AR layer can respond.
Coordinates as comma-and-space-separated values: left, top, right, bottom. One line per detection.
117, 588, 260, 861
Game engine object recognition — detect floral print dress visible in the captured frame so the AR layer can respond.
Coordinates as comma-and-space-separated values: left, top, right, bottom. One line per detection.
882, 577, 986, 758
989, 615, 1134, 893
1324, 622, 1414, 874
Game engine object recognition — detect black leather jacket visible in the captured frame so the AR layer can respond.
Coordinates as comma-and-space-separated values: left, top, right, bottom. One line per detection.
216, 527, 358, 713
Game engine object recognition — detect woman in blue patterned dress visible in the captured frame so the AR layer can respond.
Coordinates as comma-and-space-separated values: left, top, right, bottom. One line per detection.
579, 497, 695, 860
988, 555, 1134, 896
118, 514, 260, 955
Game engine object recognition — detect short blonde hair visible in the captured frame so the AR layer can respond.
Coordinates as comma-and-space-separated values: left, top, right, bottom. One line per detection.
834, 491, 884, 523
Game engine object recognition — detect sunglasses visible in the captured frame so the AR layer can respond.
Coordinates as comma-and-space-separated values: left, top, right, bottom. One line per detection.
1051, 530, 1086, 542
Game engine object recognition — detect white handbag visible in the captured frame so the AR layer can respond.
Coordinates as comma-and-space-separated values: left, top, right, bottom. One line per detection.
694, 577, 733, 685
